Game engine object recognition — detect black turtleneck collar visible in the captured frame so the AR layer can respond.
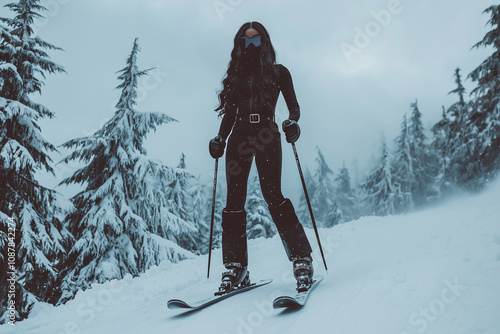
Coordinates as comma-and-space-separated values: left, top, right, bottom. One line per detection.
242, 46, 261, 72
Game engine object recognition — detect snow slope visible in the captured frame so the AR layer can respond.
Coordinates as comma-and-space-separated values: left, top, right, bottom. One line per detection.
3, 179, 500, 334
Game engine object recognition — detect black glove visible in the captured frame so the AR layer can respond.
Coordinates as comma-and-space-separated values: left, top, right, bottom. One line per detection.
282, 120, 301, 143
209, 135, 226, 159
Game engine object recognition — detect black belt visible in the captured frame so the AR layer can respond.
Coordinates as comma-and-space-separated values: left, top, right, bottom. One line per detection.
237, 113, 275, 124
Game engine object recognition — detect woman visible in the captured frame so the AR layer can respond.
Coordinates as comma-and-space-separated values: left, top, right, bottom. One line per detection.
209, 21, 313, 294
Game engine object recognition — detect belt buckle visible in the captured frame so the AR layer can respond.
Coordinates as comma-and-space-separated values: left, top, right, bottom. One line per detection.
249, 114, 260, 123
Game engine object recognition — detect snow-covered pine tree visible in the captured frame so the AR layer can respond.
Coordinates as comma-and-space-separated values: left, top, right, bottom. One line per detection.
245, 174, 276, 239
431, 106, 452, 198
361, 140, 396, 216
0, 0, 64, 113
309, 146, 342, 227
450, 67, 466, 106
190, 172, 226, 254
466, 5, 500, 187
336, 163, 351, 194
0, 0, 71, 323
57, 39, 194, 305
297, 167, 316, 228
167, 153, 198, 250
177, 152, 186, 169
334, 163, 358, 222
445, 68, 472, 184
392, 114, 413, 213
408, 100, 435, 204
190, 175, 209, 253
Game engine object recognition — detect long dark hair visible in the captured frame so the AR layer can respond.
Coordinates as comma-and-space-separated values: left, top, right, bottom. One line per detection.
215, 21, 279, 116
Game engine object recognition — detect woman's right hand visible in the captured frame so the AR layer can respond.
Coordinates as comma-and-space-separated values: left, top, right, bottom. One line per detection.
282, 120, 301, 143
209, 135, 226, 159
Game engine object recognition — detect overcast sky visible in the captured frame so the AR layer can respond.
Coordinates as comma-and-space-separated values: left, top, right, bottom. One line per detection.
1, 0, 496, 202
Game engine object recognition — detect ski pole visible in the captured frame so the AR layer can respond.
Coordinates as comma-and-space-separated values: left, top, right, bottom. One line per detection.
207, 158, 219, 278
291, 142, 328, 272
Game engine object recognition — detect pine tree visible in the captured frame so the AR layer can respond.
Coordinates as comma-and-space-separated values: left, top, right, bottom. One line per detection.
57, 39, 194, 305
334, 163, 358, 222
0, 0, 64, 113
466, 5, 500, 187
167, 153, 196, 242
392, 114, 413, 212
0, 0, 71, 323
361, 140, 396, 216
336, 163, 351, 194
245, 174, 276, 239
308, 147, 342, 227
192, 175, 225, 254
408, 100, 435, 204
444, 68, 472, 186
450, 67, 466, 105
431, 106, 452, 197
190, 175, 209, 254
177, 154, 187, 169
297, 167, 316, 227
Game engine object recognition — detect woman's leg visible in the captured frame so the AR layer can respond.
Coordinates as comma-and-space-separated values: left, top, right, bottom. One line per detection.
254, 126, 312, 261
221, 132, 253, 272
225, 131, 253, 211
254, 124, 285, 206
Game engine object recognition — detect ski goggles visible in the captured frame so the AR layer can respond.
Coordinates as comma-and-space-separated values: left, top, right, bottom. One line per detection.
241, 35, 262, 48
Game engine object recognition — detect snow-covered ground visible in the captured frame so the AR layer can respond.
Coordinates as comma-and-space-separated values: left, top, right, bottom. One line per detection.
4, 179, 500, 334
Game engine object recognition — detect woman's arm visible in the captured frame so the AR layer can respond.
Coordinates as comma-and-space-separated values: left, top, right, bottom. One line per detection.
217, 103, 237, 140
279, 65, 300, 122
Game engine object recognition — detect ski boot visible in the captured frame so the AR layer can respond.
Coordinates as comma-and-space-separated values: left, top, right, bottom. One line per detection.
293, 255, 314, 292
215, 263, 250, 296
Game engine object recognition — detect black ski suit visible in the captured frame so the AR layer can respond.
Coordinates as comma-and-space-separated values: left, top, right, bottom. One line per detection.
216, 63, 312, 267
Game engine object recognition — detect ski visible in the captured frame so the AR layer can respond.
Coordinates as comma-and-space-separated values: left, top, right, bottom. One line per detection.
272, 275, 324, 309
167, 279, 272, 310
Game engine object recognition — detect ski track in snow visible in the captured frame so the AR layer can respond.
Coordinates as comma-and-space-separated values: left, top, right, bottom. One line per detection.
3, 179, 500, 334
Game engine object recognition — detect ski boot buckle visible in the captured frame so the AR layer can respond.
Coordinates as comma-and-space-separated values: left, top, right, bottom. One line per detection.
215, 263, 250, 295
293, 256, 313, 292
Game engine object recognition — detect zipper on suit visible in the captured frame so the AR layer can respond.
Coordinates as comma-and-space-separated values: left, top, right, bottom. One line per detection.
250, 74, 253, 114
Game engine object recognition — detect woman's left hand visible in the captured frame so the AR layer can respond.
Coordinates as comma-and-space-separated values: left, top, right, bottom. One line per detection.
282, 120, 301, 143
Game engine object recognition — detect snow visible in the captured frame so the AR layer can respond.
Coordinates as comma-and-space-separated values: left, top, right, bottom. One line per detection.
4, 179, 500, 334
0, 139, 35, 172
0, 98, 36, 122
